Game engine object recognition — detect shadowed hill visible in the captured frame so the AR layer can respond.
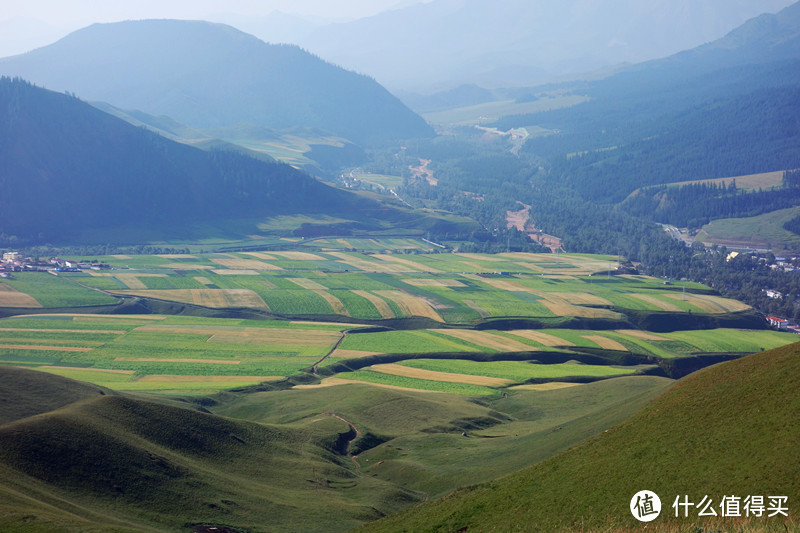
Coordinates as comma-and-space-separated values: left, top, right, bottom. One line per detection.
0, 19, 434, 146
0, 367, 421, 532
362, 341, 800, 531
0, 77, 473, 244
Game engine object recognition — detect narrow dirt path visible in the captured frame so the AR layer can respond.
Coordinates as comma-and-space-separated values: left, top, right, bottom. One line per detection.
311, 331, 349, 377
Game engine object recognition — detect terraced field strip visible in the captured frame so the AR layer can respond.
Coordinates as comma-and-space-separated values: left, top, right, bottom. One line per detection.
0, 327, 126, 334
327, 252, 409, 273
373, 254, 444, 273
136, 325, 341, 346
136, 375, 282, 382
0, 283, 41, 308
550, 292, 612, 306
508, 330, 575, 347
370, 363, 514, 386
269, 251, 326, 261
0, 344, 94, 352
374, 290, 444, 322
626, 293, 684, 312
311, 290, 350, 316
431, 329, 535, 352
0, 338, 106, 345
402, 278, 465, 288
41, 366, 135, 375
581, 335, 629, 351
287, 278, 328, 290
115, 357, 241, 364
663, 293, 751, 313
210, 257, 282, 271
509, 382, 581, 391
295, 376, 449, 393
350, 290, 395, 319
615, 330, 669, 341
116, 289, 269, 309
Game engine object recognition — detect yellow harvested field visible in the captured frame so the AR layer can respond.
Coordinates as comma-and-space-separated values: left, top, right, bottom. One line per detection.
582, 335, 629, 351
211, 269, 261, 276
156, 254, 198, 259
137, 375, 282, 382
479, 278, 531, 292
116, 289, 269, 309
242, 252, 278, 260
663, 293, 750, 313
194, 277, 213, 285
462, 300, 490, 317
374, 254, 443, 273
374, 291, 444, 322
310, 290, 349, 316
351, 290, 395, 318
431, 329, 534, 352
115, 357, 240, 364
615, 329, 669, 341
550, 292, 612, 306
114, 274, 147, 290
371, 363, 513, 386
328, 252, 408, 273
287, 278, 328, 290
540, 299, 621, 319
513, 262, 546, 272
210, 257, 281, 271
291, 320, 363, 327
337, 239, 354, 248
510, 382, 581, 391
0, 327, 125, 334
0, 283, 41, 308
457, 253, 505, 262
402, 278, 466, 288
329, 349, 383, 358
627, 293, 684, 312
0, 344, 93, 352
508, 330, 574, 347
111, 255, 132, 259
269, 251, 325, 261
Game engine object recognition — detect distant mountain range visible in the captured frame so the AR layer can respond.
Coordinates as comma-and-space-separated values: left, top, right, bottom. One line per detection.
299, 0, 795, 91
0, 78, 469, 244
0, 20, 433, 146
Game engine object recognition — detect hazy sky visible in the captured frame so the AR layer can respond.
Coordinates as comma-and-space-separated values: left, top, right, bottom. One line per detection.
0, 0, 427, 57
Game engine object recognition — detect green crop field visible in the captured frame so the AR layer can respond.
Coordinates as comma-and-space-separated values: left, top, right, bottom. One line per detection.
697, 206, 800, 250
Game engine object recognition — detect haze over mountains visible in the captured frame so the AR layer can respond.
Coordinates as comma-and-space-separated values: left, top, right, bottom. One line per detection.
298, 0, 795, 91
0, 20, 433, 146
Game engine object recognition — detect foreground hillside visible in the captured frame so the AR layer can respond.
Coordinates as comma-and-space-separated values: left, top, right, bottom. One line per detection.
363, 341, 800, 532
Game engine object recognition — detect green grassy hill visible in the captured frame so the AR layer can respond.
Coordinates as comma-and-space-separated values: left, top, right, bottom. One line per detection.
362, 341, 800, 532
0, 367, 418, 532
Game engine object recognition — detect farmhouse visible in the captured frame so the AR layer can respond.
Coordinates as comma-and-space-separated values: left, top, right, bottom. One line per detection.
766, 316, 789, 329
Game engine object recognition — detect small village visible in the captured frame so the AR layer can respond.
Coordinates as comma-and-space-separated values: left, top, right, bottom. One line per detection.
0, 251, 110, 278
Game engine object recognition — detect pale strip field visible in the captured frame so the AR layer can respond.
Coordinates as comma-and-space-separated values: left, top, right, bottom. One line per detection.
626, 293, 684, 312
210, 257, 282, 271
550, 292, 612, 306
582, 335, 629, 351
42, 366, 135, 374
329, 349, 383, 358
115, 274, 160, 290
351, 290, 395, 319
371, 363, 514, 386
615, 330, 669, 341
136, 375, 281, 382
337, 239, 354, 248
307, 290, 348, 316
0, 284, 41, 308
72, 317, 154, 325
508, 330, 575, 347
0, 338, 105, 345
242, 252, 278, 260
539, 298, 621, 319
156, 254, 198, 259
269, 251, 326, 261
294, 377, 447, 393
463, 300, 490, 318
0, 344, 93, 352
374, 290, 444, 322
111, 255, 132, 259
35, 313, 163, 320
374, 254, 444, 273
327, 252, 410, 273
287, 278, 328, 290
457, 253, 505, 262
290, 320, 362, 327
211, 269, 261, 276
513, 262, 546, 273
510, 382, 581, 391
663, 293, 751, 313
162, 263, 214, 270
0, 327, 126, 334
115, 357, 241, 365
402, 278, 466, 288
260, 279, 278, 289
194, 277, 213, 286
431, 329, 535, 352
116, 289, 269, 309
478, 279, 531, 292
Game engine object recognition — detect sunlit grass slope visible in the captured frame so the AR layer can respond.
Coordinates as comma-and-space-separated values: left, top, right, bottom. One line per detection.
363, 342, 800, 532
